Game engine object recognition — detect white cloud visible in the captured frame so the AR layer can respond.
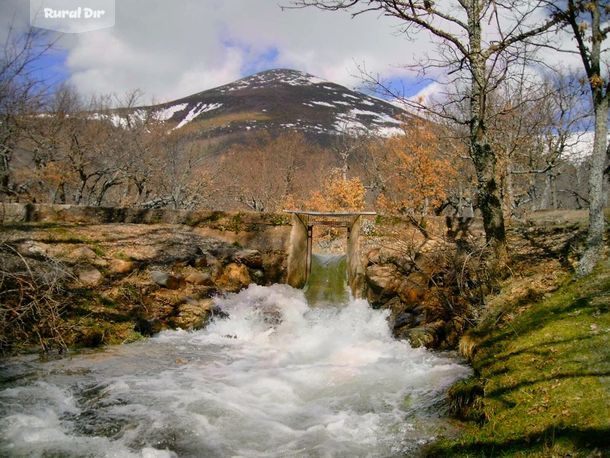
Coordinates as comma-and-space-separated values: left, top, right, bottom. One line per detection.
57, 0, 428, 102
0, 0, 599, 105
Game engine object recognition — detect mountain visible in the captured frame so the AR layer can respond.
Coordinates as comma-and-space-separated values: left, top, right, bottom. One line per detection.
117, 68, 409, 141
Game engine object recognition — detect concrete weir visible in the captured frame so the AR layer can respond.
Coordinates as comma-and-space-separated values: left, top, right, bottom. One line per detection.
285, 211, 375, 298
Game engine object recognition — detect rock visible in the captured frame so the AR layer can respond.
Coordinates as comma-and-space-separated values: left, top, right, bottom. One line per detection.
365, 248, 381, 264
262, 251, 286, 284
77, 328, 105, 347
366, 264, 401, 292
18, 241, 51, 257
405, 326, 437, 348
109, 259, 135, 274
397, 282, 425, 306
185, 271, 212, 285
209, 246, 236, 264
172, 298, 214, 330
78, 267, 103, 286
216, 263, 251, 292
393, 311, 416, 330
251, 269, 265, 282
70, 246, 98, 261
154, 244, 203, 266
366, 264, 402, 305
150, 271, 184, 289
194, 256, 208, 268
206, 255, 222, 276
233, 249, 263, 268
134, 318, 163, 336
210, 305, 229, 319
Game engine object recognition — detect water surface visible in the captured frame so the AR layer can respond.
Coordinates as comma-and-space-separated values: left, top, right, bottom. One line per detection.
0, 284, 470, 457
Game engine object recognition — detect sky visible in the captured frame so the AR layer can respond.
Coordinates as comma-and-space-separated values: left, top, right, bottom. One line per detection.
2, 0, 439, 104
0, 0, 588, 106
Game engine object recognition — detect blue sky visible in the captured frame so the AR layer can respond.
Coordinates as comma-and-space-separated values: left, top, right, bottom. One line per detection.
2, 0, 438, 104
30, 46, 70, 88
2, 0, 596, 108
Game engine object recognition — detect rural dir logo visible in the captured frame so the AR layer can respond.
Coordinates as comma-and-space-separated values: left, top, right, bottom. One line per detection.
30, 0, 115, 33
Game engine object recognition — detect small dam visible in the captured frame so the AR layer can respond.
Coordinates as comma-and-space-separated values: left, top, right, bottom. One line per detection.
285, 210, 375, 298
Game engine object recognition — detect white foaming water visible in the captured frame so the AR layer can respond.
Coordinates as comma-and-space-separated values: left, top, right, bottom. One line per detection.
0, 284, 470, 457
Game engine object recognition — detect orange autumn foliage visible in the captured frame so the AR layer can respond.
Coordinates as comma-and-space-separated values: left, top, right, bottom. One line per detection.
304, 168, 366, 212
376, 119, 457, 215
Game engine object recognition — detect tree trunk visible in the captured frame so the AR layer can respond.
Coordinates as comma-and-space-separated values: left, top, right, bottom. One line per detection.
468, 10, 508, 265
472, 139, 508, 263
577, 96, 609, 276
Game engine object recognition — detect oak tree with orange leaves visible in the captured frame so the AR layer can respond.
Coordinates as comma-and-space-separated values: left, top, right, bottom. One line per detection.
375, 119, 457, 216
303, 168, 366, 212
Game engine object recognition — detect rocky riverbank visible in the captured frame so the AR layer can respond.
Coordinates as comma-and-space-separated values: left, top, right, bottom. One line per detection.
0, 222, 286, 354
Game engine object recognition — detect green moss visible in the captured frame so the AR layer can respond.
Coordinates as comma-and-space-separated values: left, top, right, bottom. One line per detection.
114, 251, 131, 261
429, 263, 610, 457
91, 244, 105, 257
120, 330, 145, 344
228, 213, 244, 232
270, 213, 291, 226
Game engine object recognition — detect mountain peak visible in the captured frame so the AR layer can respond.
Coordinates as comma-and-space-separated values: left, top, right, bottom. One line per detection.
115, 69, 409, 139
226, 68, 329, 90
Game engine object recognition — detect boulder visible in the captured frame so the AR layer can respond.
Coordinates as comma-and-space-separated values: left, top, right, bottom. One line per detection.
70, 246, 98, 261
366, 264, 401, 293
150, 271, 184, 289
233, 249, 263, 268
134, 318, 163, 336
262, 251, 286, 284
393, 311, 416, 330
172, 298, 214, 330
78, 267, 103, 286
405, 326, 437, 348
185, 271, 212, 286
154, 244, 204, 266
17, 241, 52, 257
216, 263, 251, 292
366, 264, 402, 305
404, 321, 444, 348
397, 281, 426, 306
251, 269, 265, 282
109, 259, 135, 274
206, 255, 222, 276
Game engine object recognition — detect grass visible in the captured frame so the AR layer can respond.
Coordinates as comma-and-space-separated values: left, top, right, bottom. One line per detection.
429, 261, 610, 457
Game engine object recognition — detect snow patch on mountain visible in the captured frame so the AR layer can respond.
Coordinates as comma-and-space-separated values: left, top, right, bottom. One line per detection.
175, 103, 223, 129
154, 103, 188, 121
220, 69, 328, 92
310, 101, 335, 108
89, 109, 148, 128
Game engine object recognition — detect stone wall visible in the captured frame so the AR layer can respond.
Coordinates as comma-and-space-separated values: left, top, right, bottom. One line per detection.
0, 203, 293, 252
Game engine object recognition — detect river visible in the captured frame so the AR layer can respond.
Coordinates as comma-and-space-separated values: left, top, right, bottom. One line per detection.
0, 255, 470, 457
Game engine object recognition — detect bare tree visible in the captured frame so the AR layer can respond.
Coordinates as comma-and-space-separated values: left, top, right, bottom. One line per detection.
289, 0, 562, 265
0, 25, 54, 199
488, 71, 590, 217
215, 132, 318, 212
141, 134, 217, 210
545, 0, 609, 275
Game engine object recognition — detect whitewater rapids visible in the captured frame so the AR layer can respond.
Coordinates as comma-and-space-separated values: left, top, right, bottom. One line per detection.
0, 284, 470, 457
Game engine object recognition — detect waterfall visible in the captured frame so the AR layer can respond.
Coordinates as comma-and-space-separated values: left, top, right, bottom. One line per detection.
0, 280, 470, 457
304, 254, 350, 305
